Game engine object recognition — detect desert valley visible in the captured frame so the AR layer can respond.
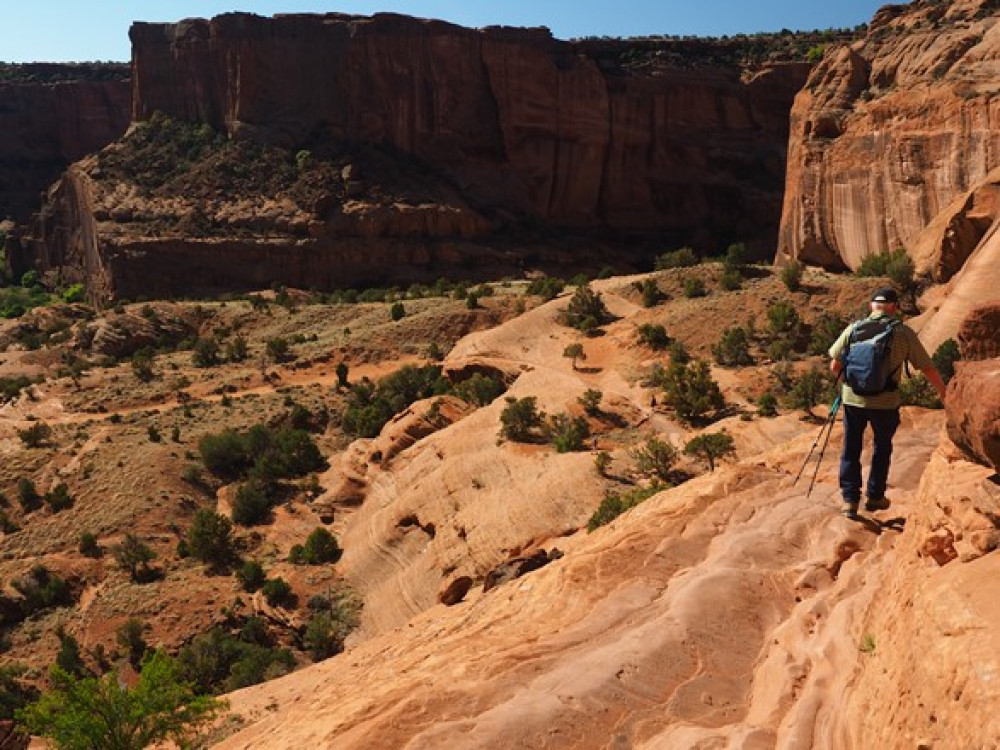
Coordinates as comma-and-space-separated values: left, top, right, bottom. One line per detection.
1, 1, 1000, 749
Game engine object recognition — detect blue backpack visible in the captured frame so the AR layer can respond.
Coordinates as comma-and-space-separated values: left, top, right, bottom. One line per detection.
841, 317, 902, 396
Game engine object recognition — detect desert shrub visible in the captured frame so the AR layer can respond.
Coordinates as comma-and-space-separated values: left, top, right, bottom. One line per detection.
116, 618, 149, 668
452, 372, 505, 407
594, 451, 612, 477
525, 277, 565, 300
563, 342, 586, 369
682, 277, 707, 298
131, 349, 156, 382
335, 362, 350, 387
932, 338, 960, 384
578, 388, 602, 416
712, 327, 754, 366
114, 534, 157, 583
225, 336, 248, 362
17, 422, 51, 448
261, 578, 294, 608
781, 260, 804, 291
303, 614, 343, 661
0, 375, 31, 404
639, 279, 662, 307
684, 431, 736, 471
236, 560, 267, 592
44, 483, 73, 512
199, 424, 324, 482
587, 484, 663, 531
668, 340, 691, 365
546, 413, 590, 453
659, 359, 725, 423
389, 301, 406, 321
766, 300, 800, 336
0, 509, 18, 534
265, 337, 291, 362
16, 478, 41, 513
12, 565, 72, 612
654, 248, 699, 269
186, 509, 235, 569
560, 284, 612, 334
231, 479, 274, 526
787, 367, 834, 412
808, 312, 848, 355
54, 628, 87, 678
757, 392, 779, 417
0, 663, 38, 721
177, 627, 293, 695
290, 528, 341, 565
637, 323, 670, 350
719, 268, 742, 291
79, 532, 102, 558
191, 337, 220, 368
899, 374, 941, 408
857, 247, 908, 277
341, 365, 449, 438
498, 396, 545, 442
630, 438, 678, 482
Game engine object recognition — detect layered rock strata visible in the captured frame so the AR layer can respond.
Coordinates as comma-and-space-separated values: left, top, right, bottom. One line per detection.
22, 14, 811, 301
778, 0, 1000, 276
0, 64, 129, 223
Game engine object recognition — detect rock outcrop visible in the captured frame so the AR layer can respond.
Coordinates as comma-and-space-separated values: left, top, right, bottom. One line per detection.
0, 64, 129, 223
19, 14, 813, 302
778, 0, 1000, 275
947, 356, 1000, 471
958, 301, 1000, 360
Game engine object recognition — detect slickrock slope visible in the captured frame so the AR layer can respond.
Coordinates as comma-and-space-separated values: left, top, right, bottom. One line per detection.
778, 0, 1000, 274
214, 279, 1000, 749
0, 65, 129, 223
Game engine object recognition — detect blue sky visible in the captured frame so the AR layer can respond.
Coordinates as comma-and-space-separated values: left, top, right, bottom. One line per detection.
5, 1, 889, 63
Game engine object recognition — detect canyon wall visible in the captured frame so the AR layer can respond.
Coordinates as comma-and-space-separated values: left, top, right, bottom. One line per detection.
0, 65, 129, 224
777, 0, 1000, 277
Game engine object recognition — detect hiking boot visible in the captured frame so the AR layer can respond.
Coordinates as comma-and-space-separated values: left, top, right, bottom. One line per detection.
842, 500, 859, 519
864, 496, 891, 512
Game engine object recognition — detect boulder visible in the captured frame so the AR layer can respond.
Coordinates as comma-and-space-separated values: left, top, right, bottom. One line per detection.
946, 357, 1000, 471
958, 302, 1000, 361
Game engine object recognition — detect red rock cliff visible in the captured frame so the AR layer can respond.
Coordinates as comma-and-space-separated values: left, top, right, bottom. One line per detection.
128, 12, 809, 250
0, 64, 130, 223
778, 0, 1000, 276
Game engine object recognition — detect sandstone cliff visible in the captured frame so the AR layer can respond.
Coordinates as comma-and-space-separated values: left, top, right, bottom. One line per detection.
778, 0, 1000, 276
18, 14, 814, 302
0, 64, 129, 223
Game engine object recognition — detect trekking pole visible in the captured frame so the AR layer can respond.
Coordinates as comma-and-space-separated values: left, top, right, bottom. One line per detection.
806, 393, 842, 497
792, 393, 841, 487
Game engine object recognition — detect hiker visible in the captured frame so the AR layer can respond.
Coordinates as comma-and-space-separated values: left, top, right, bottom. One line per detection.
827, 287, 947, 518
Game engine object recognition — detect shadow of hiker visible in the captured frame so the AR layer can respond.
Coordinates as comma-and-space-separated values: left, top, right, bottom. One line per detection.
853, 515, 906, 535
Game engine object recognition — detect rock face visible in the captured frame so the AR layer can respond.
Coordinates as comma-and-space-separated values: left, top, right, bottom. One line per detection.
14, 12, 810, 303
947, 356, 1000, 471
129, 13, 805, 243
0, 64, 130, 223
958, 301, 1000, 360
778, 0, 1000, 275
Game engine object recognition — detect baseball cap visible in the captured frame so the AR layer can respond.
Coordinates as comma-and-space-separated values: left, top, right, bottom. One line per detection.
871, 287, 899, 303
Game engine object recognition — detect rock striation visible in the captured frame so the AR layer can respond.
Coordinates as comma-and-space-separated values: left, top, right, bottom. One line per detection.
0, 64, 130, 223
778, 0, 1000, 275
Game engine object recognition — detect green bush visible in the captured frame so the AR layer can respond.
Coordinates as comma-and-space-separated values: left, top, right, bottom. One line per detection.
781, 260, 804, 291
44, 483, 73, 512
498, 396, 545, 442
578, 388, 602, 416
114, 534, 157, 583
808, 312, 847, 355
17, 650, 224, 750
682, 277, 707, 298
294, 527, 341, 565
389, 301, 406, 321
787, 368, 834, 412
177, 627, 293, 694
18, 422, 51, 448
639, 279, 661, 307
660, 359, 725, 423
453, 372, 505, 407
757, 392, 779, 417
766, 300, 800, 336
261, 578, 294, 608
16, 478, 41, 513
637, 323, 670, 350
719, 268, 742, 291
932, 338, 961, 384
231, 479, 274, 526
684, 431, 736, 471
547, 413, 590, 453
191, 337, 220, 368
712, 327, 754, 366
525, 277, 565, 301
186, 509, 235, 568
79, 532, 102, 558
342, 365, 450, 438
630, 438, 678, 482
560, 284, 612, 333
587, 484, 663, 531
899, 374, 941, 408
236, 560, 267, 592
857, 248, 909, 277
654, 248, 699, 269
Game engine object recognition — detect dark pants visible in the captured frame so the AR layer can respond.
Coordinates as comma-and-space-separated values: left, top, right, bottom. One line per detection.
839, 404, 900, 503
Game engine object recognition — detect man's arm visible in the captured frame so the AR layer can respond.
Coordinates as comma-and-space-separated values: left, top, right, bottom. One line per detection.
921, 365, 947, 404
830, 358, 843, 377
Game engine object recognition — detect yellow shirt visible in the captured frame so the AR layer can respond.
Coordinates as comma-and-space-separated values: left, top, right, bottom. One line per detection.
828, 311, 933, 409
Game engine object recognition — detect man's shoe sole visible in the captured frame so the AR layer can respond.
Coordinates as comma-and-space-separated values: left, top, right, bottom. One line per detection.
864, 498, 891, 512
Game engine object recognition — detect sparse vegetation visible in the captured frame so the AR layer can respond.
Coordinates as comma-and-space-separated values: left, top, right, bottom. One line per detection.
637, 323, 670, 350
560, 284, 612, 334
587, 484, 664, 531
498, 396, 545, 443
631, 438, 678, 482
654, 248, 699, 269
659, 359, 725, 423
684, 431, 736, 471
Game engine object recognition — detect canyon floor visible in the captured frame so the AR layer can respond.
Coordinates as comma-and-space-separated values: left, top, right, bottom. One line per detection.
2, 264, 997, 749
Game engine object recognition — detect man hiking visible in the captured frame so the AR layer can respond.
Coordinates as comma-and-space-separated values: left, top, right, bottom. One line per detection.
827, 287, 947, 518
